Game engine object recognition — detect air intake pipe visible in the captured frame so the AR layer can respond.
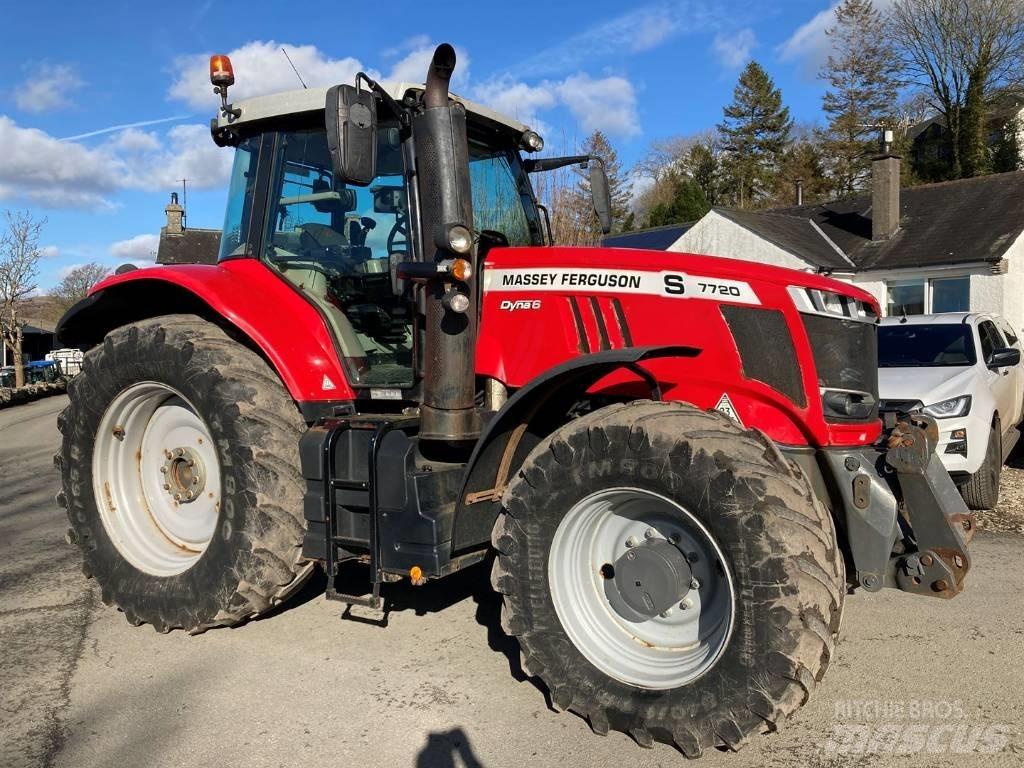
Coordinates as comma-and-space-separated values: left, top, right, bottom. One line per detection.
413, 44, 481, 443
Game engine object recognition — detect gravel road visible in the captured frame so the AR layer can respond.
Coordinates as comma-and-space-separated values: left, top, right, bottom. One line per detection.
2, 396, 1022, 767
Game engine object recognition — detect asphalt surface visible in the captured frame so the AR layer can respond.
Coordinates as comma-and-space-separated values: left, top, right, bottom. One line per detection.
2, 395, 1022, 768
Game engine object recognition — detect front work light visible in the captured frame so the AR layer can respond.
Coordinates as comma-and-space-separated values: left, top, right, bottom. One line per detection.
446, 224, 473, 254
443, 290, 471, 314
521, 130, 544, 152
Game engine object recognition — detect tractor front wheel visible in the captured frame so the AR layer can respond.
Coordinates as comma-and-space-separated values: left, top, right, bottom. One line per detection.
57, 315, 314, 633
491, 400, 844, 754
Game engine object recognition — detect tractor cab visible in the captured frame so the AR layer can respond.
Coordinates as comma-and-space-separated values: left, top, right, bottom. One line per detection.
208, 61, 607, 405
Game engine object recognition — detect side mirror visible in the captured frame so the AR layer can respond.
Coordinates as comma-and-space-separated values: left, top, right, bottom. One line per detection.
589, 158, 613, 235
325, 84, 377, 186
988, 347, 1021, 369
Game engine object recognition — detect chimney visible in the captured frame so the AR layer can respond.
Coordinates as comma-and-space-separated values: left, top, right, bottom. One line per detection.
872, 128, 900, 241
164, 192, 184, 236
794, 178, 804, 206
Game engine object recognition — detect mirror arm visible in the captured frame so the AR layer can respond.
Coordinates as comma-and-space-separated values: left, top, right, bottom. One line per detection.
524, 155, 591, 173
356, 72, 408, 125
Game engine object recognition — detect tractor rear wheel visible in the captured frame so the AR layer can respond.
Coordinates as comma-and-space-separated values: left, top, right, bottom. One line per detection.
57, 314, 314, 633
491, 400, 844, 755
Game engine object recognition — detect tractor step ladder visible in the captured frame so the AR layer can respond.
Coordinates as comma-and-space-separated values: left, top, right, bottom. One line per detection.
321, 415, 416, 611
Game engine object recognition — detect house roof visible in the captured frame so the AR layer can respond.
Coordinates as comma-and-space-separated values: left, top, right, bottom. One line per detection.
156, 228, 221, 266
601, 223, 693, 250
713, 170, 1024, 272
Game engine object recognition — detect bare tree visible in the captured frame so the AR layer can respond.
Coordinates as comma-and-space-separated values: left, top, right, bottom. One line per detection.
888, 0, 1024, 178
0, 211, 45, 388
51, 262, 111, 311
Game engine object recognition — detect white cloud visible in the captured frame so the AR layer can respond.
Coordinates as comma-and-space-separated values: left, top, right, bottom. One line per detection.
0, 117, 122, 208
109, 234, 160, 262
14, 62, 84, 113
472, 73, 641, 139
712, 28, 757, 70
168, 40, 373, 110
118, 124, 233, 190
471, 77, 558, 132
557, 75, 641, 138
513, 2, 723, 77
386, 43, 471, 89
40, 245, 60, 259
777, 0, 894, 72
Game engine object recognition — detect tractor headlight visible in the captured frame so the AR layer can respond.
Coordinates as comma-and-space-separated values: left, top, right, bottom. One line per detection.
520, 130, 544, 152
445, 224, 473, 254
443, 289, 471, 314
922, 395, 971, 419
821, 388, 876, 420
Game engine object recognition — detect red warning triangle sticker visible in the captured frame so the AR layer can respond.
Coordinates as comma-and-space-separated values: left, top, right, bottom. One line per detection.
714, 393, 743, 427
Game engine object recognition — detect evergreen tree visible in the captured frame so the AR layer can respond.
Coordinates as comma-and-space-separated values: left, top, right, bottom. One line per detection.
718, 61, 793, 208
568, 130, 632, 240
819, 0, 899, 196
646, 173, 710, 227
768, 138, 831, 207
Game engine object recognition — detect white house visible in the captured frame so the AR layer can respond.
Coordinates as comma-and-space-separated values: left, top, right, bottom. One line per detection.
667, 158, 1024, 333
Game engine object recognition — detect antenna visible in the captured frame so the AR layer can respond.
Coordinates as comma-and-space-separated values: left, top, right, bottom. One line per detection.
281, 47, 308, 89
179, 178, 188, 230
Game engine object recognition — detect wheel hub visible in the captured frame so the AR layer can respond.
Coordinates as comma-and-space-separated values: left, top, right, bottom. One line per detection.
160, 447, 206, 502
609, 539, 692, 619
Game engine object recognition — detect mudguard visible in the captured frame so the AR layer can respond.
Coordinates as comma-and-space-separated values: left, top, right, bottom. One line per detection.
56, 260, 356, 403
450, 345, 700, 552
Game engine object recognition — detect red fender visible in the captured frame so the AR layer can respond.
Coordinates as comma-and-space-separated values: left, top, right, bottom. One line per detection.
62, 260, 355, 402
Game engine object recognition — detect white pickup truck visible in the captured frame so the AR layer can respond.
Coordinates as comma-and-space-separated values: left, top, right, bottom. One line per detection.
878, 313, 1023, 509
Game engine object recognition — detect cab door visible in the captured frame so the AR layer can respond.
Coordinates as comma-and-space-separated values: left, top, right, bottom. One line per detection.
995, 318, 1024, 428
979, 320, 1019, 434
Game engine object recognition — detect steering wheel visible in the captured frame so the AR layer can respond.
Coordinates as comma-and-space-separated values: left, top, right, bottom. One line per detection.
387, 215, 409, 254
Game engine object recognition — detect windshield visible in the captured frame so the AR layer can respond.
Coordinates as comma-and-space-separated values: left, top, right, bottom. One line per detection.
878, 324, 977, 367
263, 124, 413, 387
469, 140, 543, 246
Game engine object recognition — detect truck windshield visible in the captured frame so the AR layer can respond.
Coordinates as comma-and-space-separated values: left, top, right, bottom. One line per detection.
878, 324, 977, 367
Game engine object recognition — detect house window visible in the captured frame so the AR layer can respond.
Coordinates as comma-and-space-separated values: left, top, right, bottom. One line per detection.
886, 276, 971, 316
931, 276, 970, 312
887, 280, 925, 315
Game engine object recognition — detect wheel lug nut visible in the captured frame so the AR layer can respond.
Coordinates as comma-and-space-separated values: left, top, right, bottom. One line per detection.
163, 483, 170, 490
173, 493, 181, 501
187, 460, 195, 468
165, 451, 173, 460
659, 608, 673, 618
186, 491, 193, 499
680, 597, 694, 610
643, 528, 656, 539
690, 577, 701, 590
160, 466, 167, 474
192, 477, 199, 485
625, 536, 639, 548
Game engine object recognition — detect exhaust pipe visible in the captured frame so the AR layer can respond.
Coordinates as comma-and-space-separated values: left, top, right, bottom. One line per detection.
413, 44, 481, 444
424, 43, 456, 109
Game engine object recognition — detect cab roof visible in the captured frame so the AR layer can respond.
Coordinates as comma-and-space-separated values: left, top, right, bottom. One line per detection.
215, 82, 530, 134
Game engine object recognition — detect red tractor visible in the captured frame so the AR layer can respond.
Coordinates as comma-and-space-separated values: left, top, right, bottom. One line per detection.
56, 45, 973, 754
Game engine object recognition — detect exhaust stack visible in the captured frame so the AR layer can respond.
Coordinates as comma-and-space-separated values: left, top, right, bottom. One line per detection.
413, 44, 481, 443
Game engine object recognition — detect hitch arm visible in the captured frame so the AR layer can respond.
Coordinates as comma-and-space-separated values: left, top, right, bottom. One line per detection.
885, 417, 975, 598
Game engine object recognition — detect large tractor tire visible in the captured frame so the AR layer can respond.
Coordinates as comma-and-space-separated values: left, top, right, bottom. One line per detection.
491, 400, 844, 755
56, 315, 314, 633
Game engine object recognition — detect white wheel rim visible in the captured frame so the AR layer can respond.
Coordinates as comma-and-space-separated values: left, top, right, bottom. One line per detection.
548, 487, 735, 690
93, 382, 221, 577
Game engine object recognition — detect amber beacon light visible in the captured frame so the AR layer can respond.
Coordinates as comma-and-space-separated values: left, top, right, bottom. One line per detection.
209, 55, 235, 87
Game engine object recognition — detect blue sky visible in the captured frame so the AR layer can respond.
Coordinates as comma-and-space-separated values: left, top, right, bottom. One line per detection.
0, 0, 853, 289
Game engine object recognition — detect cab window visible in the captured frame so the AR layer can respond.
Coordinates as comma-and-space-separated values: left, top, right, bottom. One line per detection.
262, 124, 413, 387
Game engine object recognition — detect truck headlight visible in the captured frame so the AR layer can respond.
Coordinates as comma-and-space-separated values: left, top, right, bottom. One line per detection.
922, 395, 971, 419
